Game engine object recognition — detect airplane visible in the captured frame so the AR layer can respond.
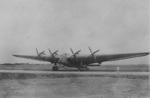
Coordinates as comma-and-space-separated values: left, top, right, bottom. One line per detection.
13, 48, 150, 71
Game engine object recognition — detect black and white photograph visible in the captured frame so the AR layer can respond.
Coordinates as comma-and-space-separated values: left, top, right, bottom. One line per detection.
0, 0, 149, 98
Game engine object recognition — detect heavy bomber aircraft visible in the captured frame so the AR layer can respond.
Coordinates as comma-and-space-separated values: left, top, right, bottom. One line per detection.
13, 47, 150, 71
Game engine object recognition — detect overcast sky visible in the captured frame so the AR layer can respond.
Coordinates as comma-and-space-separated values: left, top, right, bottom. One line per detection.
0, 0, 149, 64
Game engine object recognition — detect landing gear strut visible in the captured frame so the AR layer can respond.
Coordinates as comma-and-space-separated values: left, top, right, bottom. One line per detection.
52, 66, 59, 71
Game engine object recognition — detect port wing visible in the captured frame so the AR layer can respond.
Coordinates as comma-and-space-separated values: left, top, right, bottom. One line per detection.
96, 52, 150, 62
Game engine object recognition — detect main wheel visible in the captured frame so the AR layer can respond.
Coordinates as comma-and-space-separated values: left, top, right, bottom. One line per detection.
52, 66, 59, 71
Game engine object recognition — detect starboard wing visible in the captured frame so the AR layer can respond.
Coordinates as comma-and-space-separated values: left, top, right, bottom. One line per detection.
13, 54, 49, 62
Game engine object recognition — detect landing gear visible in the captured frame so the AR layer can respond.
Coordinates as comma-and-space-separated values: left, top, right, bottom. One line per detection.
52, 66, 59, 71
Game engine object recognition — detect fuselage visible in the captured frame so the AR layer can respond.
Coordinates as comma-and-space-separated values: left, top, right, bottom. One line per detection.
56, 54, 101, 68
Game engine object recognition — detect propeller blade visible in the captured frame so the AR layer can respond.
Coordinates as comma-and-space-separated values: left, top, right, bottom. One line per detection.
48, 49, 58, 57
70, 48, 74, 54
48, 49, 52, 55
75, 50, 81, 55
92, 49, 100, 55
36, 48, 39, 55
36, 48, 45, 56
70, 48, 81, 57
88, 47, 99, 56
88, 47, 92, 54
39, 51, 45, 56
53, 50, 58, 55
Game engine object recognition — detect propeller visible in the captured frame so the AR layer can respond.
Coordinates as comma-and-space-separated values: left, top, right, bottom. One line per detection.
48, 49, 59, 65
70, 48, 81, 58
36, 48, 45, 56
88, 47, 99, 57
48, 49, 58, 57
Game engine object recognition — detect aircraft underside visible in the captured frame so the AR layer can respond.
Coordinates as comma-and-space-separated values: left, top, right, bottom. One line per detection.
51, 62, 99, 71
51, 65, 90, 71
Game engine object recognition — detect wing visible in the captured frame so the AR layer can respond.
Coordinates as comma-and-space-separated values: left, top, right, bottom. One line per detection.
96, 52, 150, 63
13, 54, 50, 62
67, 52, 149, 66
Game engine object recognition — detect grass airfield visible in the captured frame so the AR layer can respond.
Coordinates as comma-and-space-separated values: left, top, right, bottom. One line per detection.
0, 64, 149, 98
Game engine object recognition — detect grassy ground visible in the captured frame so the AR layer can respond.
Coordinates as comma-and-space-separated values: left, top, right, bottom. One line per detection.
0, 64, 149, 98
0, 76, 149, 98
